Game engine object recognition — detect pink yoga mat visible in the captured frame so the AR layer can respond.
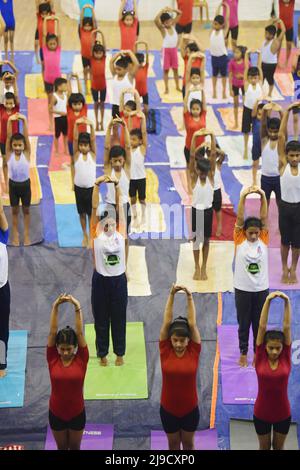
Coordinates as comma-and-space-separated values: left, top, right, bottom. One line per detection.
268, 247, 300, 290
276, 49, 298, 74
45, 424, 114, 450
28, 99, 53, 136
245, 198, 280, 248
48, 142, 71, 171
151, 429, 218, 450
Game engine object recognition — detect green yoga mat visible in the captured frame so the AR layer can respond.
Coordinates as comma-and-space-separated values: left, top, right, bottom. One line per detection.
84, 322, 148, 400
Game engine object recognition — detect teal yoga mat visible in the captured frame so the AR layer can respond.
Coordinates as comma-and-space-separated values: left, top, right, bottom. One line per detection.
55, 204, 83, 248
0, 331, 28, 408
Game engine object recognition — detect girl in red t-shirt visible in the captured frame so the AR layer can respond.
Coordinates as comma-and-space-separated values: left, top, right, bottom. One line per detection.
135, 40, 150, 116
254, 291, 292, 450
119, 0, 138, 51
47, 294, 89, 450
79, 5, 97, 94
159, 284, 201, 450
90, 31, 107, 131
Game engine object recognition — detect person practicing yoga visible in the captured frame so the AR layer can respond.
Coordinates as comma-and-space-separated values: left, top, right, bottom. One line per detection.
91, 173, 128, 367
159, 284, 201, 450
190, 129, 216, 281
234, 185, 269, 368
278, 103, 300, 284
254, 291, 292, 450
47, 294, 89, 450
0, 194, 9, 378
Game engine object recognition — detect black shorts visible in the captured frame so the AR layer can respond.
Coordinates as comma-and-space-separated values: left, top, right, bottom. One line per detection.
277, 27, 294, 43
253, 415, 291, 436
242, 106, 253, 134
9, 179, 31, 207
262, 62, 277, 86
0, 143, 6, 156
49, 409, 86, 432
5, 26, 15, 33
226, 25, 239, 41
82, 56, 91, 69
182, 85, 186, 99
54, 116, 68, 138
261, 175, 281, 201
184, 146, 190, 164
213, 188, 222, 212
160, 406, 199, 434
74, 185, 93, 216
44, 81, 54, 94
91, 88, 107, 103
35, 29, 39, 41
211, 55, 228, 77
279, 200, 300, 248
191, 206, 213, 240
129, 178, 146, 200
175, 22, 192, 35
39, 47, 44, 63
141, 93, 149, 106
112, 104, 120, 118
232, 85, 245, 97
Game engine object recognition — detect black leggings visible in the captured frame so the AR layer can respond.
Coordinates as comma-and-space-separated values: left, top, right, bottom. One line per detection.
91, 271, 128, 358
0, 282, 11, 370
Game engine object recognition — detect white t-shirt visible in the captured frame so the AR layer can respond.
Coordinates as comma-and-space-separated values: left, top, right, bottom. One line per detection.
0, 229, 9, 288
233, 228, 269, 292
94, 230, 126, 277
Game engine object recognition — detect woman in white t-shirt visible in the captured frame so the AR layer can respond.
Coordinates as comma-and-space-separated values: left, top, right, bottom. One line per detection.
0, 195, 9, 378
90, 174, 127, 367
233, 185, 269, 368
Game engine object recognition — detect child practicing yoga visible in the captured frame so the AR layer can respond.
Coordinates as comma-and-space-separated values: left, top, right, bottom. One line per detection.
73, 117, 96, 248
119, 0, 138, 51
0, 0, 15, 61
42, 14, 61, 132
261, 19, 285, 97
50, 77, 68, 157
210, 3, 230, 99
110, 50, 138, 118
228, 46, 247, 129
90, 31, 106, 131
155, 6, 182, 95
6, 114, 31, 246
251, 100, 265, 185
35, 1, 55, 67
135, 41, 149, 117
129, 127, 147, 232
180, 35, 205, 97
189, 129, 216, 281
79, 4, 97, 94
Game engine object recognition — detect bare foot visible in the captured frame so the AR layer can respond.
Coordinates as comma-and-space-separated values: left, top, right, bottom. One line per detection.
252, 354, 256, 368
115, 356, 124, 366
164, 89, 169, 95
215, 227, 222, 237
11, 236, 20, 247
82, 234, 88, 248
289, 269, 298, 284
176, 87, 181, 93
99, 357, 108, 367
281, 268, 289, 284
200, 266, 208, 281
24, 236, 31, 246
0, 370, 7, 378
222, 93, 227, 99
193, 266, 201, 280
238, 354, 248, 367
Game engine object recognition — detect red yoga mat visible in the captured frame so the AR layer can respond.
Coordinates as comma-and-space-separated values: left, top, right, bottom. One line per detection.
185, 204, 236, 241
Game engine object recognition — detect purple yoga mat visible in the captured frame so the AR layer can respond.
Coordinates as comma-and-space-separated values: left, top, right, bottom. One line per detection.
45, 424, 114, 450
269, 247, 300, 290
245, 198, 280, 248
151, 429, 218, 450
218, 325, 257, 405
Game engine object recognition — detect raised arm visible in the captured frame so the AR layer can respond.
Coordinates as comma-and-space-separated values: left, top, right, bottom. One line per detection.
140, 112, 148, 150
119, 0, 126, 21
154, 9, 166, 36
123, 121, 132, 174
271, 19, 286, 53
68, 296, 87, 348
281, 293, 292, 346
260, 103, 271, 141
222, 2, 230, 37
5, 114, 19, 156
257, 187, 268, 229
104, 119, 114, 171
18, 115, 31, 159
244, 50, 251, 86
278, 106, 291, 171
48, 294, 69, 347
159, 285, 177, 341
183, 287, 201, 344
257, 292, 291, 346
256, 50, 263, 83
110, 51, 122, 76
256, 293, 273, 346
236, 187, 252, 228
0, 195, 8, 232
126, 50, 139, 77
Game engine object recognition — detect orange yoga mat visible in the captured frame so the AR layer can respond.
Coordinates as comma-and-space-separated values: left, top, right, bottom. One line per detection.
48, 142, 71, 172
28, 99, 53, 136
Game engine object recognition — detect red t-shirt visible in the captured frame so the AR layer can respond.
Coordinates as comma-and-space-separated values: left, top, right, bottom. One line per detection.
279, 0, 295, 30
91, 56, 106, 91
254, 343, 291, 423
120, 112, 142, 147
0, 104, 20, 145
177, 0, 194, 26
37, 14, 56, 48
67, 105, 88, 142
160, 339, 201, 417
47, 345, 89, 421
80, 27, 93, 59
119, 18, 138, 51
184, 110, 207, 150
183, 55, 203, 86
135, 64, 149, 97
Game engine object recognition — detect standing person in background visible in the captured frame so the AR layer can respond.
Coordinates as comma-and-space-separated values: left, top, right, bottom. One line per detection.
251, 101, 265, 185
176, 0, 194, 36
79, 5, 97, 94
222, 0, 239, 50
273, 0, 295, 68
110, 50, 138, 118
210, 4, 230, 99
291, 50, 300, 140
254, 291, 292, 450
50, 77, 68, 157
35, 2, 55, 67
234, 186, 269, 368
228, 45, 247, 129
47, 294, 89, 450
90, 33, 106, 132
119, 0, 138, 52
0, 0, 15, 62
154, 6, 182, 95
0, 195, 9, 378
261, 20, 285, 97
135, 41, 149, 117
159, 284, 201, 450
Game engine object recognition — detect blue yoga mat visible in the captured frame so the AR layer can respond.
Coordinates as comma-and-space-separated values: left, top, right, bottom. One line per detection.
55, 204, 83, 248
0, 331, 28, 408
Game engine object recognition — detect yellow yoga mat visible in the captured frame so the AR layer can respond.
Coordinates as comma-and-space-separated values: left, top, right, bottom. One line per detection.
156, 79, 183, 104
25, 74, 47, 99
217, 107, 244, 133
127, 246, 151, 296
176, 241, 234, 293
143, 168, 166, 233
49, 171, 75, 204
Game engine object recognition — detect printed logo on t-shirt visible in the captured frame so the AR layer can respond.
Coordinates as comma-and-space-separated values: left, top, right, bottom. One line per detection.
247, 262, 260, 275
104, 254, 120, 266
